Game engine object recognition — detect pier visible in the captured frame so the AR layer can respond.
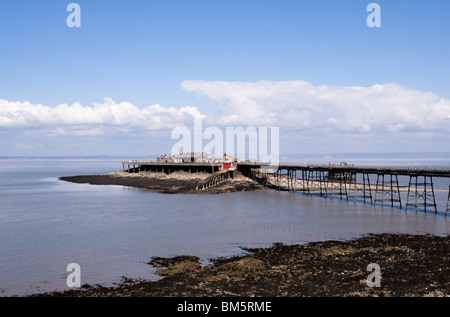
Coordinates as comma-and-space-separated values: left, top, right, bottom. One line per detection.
122, 160, 450, 216
239, 163, 450, 216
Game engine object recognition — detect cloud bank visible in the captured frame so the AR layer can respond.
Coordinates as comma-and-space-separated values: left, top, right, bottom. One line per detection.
2, 81, 449, 135
0, 97, 204, 130
181, 80, 450, 133
1, 80, 450, 155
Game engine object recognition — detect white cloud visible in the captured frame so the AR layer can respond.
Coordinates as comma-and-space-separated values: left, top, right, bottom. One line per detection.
0, 97, 205, 130
181, 80, 450, 133
4, 81, 449, 137
44, 127, 104, 137
2, 80, 450, 155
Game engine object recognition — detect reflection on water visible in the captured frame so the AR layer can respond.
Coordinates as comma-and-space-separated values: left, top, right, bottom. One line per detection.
0, 158, 449, 296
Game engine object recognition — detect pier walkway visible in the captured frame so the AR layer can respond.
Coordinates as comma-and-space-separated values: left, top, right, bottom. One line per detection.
196, 168, 235, 191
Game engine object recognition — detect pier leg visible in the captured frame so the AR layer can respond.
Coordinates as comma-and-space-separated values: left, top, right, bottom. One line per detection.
316, 171, 322, 196
424, 177, 427, 213
347, 172, 357, 204
405, 175, 437, 214
307, 170, 313, 195
302, 170, 310, 195
276, 169, 280, 191
347, 172, 372, 205
288, 169, 293, 193
446, 185, 450, 217
293, 170, 297, 193
344, 174, 348, 201
352, 172, 357, 204
364, 172, 373, 204
405, 175, 414, 212
429, 176, 437, 214
337, 171, 348, 201
374, 173, 384, 208
391, 174, 402, 208
374, 174, 401, 208
321, 170, 328, 198
415, 175, 419, 212
291, 169, 295, 193
327, 171, 333, 200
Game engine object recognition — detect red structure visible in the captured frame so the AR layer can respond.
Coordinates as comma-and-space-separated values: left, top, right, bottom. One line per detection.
222, 153, 236, 170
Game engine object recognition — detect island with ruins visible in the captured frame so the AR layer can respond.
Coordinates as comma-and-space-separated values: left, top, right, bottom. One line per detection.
59, 152, 265, 194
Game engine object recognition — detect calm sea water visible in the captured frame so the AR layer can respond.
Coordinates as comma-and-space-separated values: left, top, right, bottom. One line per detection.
0, 157, 449, 296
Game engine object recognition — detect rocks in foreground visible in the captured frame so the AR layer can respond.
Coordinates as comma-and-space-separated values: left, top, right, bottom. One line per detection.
34, 233, 449, 297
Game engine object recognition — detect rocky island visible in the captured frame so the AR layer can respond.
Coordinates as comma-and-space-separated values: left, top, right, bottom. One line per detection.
59, 170, 265, 194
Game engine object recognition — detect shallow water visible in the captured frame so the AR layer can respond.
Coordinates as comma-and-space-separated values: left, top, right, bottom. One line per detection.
0, 157, 449, 296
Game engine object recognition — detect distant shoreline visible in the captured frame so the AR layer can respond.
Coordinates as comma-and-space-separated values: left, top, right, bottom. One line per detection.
59, 170, 266, 194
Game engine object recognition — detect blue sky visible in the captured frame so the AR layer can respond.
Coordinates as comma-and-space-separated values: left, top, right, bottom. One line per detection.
1, 0, 450, 157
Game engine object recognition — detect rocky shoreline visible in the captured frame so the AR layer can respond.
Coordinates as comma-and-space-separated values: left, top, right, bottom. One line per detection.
32, 233, 449, 297
59, 170, 265, 194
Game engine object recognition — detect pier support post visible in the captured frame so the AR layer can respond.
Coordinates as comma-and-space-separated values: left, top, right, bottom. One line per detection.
405, 175, 437, 214
307, 169, 319, 196
446, 185, 450, 217
374, 174, 384, 207
301, 169, 308, 194
320, 170, 328, 198
374, 173, 401, 208
338, 170, 348, 201
306, 170, 314, 195
317, 170, 324, 196
292, 169, 297, 193
276, 169, 280, 191
364, 172, 373, 204
349, 172, 373, 204
349, 172, 357, 204
391, 174, 402, 208
287, 169, 296, 193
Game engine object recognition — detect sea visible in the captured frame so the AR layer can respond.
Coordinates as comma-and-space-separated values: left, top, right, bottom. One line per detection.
0, 155, 449, 297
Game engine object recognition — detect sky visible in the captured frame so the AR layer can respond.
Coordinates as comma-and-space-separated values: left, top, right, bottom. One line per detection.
1, 0, 450, 158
